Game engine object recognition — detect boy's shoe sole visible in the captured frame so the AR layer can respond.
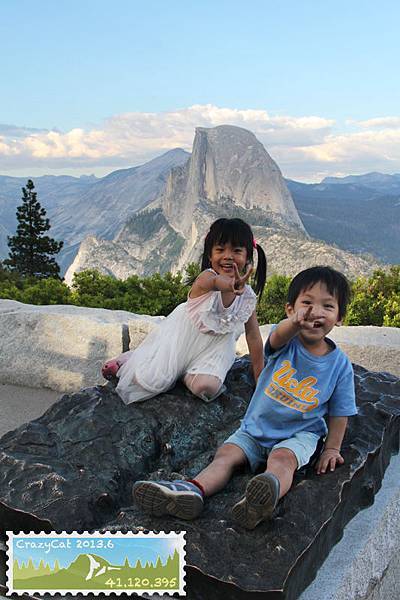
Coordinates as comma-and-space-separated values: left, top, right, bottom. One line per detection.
231, 473, 280, 529
132, 481, 204, 520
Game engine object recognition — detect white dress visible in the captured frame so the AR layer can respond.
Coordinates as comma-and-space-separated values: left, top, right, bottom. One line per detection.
116, 279, 257, 404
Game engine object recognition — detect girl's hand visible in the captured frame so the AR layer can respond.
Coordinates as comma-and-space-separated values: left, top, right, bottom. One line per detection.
193, 264, 253, 296
233, 263, 253, 295
315, 448, 344, 474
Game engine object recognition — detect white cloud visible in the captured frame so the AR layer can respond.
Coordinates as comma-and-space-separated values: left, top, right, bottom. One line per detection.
356, 116, 400, 129
0, 104, 399, 181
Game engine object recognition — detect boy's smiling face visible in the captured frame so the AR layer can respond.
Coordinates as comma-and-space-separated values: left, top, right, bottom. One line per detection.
286, 281, 342, 353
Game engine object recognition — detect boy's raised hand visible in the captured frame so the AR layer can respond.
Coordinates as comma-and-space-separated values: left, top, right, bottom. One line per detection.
290, 305, 316, 329
233, 263, 253, 295
315, 448, 344, 475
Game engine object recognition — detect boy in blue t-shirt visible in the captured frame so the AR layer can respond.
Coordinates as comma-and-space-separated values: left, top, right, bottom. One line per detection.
133, 266, 357, 529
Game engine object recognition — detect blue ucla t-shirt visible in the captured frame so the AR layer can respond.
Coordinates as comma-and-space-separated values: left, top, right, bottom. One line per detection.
240, 334, 357, 447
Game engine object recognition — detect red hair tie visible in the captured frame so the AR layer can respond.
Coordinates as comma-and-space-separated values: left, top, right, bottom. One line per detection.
252, 238, 257, 249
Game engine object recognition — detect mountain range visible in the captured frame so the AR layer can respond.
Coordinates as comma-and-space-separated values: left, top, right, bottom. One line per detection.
0, 125, 398, 281
288, 177, 400, 264
0, 149, 189, 273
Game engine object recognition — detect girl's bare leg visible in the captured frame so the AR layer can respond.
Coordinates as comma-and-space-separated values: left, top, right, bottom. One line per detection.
183, 373, 224, 402
114, 350, 134, 366
102, 350, 134, 379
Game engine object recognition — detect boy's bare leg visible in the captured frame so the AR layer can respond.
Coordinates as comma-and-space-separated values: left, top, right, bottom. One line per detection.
194, 443, 248, 496
132, 443, 247, 520
231, 447, 297, 529
265, 447, 298, 498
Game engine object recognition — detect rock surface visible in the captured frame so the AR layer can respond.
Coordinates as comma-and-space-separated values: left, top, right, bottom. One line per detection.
298, 452, 400, 600
160, 125, 305, 236
329, 326, 400, 379
0, 360, 399, 599
237, 325, 400, 379
65, 125, 381, 282
0, 300, 162, 392
2, 299, 398, 393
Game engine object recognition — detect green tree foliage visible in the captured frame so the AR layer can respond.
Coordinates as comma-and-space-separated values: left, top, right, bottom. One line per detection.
138, 272, 188, 315
0, 259, 399, 328
183, 261, 201, 285
345, 266, 400, 326
19, 278, 72, 305
69, 270, 124, 309
0, 262, 71, 304
0, 261, 23, 300
4, 179, 63, 278
70, 269, 188, 315
383, 296, 400, 327
257, 274, 291, 324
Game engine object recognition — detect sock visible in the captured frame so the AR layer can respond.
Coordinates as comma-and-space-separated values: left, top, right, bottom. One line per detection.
187, 479, 205, 496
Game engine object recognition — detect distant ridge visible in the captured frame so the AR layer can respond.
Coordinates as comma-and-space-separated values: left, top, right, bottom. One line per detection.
321, 172, 400, 193
287, 177, 400, 264
0, 149, 190, 273
1, 136, 397, 276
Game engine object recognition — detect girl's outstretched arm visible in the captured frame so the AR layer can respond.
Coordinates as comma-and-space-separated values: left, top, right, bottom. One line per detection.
189, 266, 253, 299
244, 311, 264, 382
189, 270, 235, 299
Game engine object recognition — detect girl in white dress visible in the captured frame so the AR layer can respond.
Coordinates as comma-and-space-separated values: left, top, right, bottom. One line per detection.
102, 218, 267, 404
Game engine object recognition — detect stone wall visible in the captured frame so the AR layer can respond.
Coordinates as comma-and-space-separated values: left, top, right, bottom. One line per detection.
1, 299, 399, 392
0, 300, 163, 393
300, 453, 400, 600
237, 324, 400, 379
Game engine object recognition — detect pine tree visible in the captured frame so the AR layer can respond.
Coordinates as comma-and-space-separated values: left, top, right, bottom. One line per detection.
5, 179, 63, 278
53, 559, 61, 573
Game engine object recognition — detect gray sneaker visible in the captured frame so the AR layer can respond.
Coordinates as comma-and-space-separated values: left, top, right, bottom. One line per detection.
132, 479, 204, 520
231, 472, 280, 529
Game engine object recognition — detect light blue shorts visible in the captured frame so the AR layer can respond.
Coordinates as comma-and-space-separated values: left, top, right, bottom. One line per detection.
224, 429, 321, 473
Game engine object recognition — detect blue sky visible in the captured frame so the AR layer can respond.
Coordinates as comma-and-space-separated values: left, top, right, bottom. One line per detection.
12, 535, 181, 569
1, 0, 399, 180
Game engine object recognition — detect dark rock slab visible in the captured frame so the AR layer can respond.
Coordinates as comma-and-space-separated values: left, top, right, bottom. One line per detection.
1, 360, 400, 599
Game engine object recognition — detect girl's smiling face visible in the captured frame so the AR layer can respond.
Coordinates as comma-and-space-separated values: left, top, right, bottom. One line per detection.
209, 242, 248, 277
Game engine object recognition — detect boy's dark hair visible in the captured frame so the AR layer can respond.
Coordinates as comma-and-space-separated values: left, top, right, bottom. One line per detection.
200, 218, 267, 298
287, 266, 351, 320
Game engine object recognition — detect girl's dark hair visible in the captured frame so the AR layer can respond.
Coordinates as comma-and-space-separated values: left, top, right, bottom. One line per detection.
287, 266, 351, 320
200, 218, 267, 298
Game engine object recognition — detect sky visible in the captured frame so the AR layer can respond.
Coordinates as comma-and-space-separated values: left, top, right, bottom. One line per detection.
12, 534, 181, 569
1, 0, 399, 182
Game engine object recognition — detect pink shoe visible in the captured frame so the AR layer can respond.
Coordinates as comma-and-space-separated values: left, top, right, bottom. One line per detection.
101, 359, 122, 380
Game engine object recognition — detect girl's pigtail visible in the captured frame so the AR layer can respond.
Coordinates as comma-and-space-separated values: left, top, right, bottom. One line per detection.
200, 230, 212, 272
253, 244, 267, 299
